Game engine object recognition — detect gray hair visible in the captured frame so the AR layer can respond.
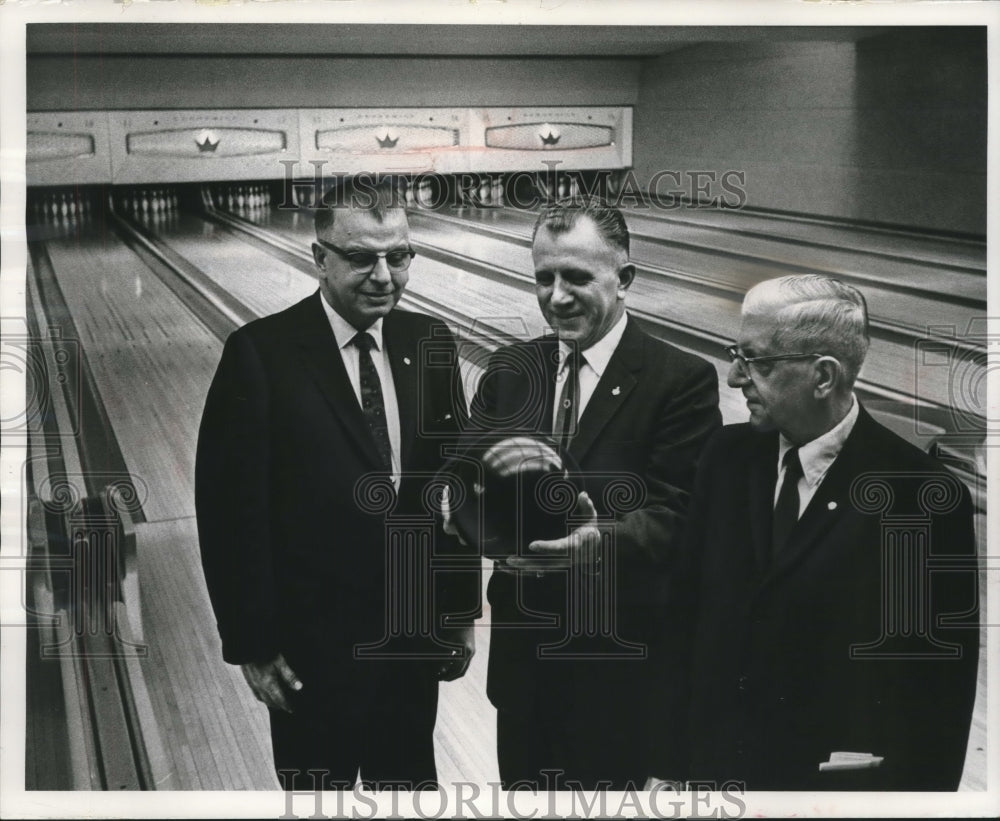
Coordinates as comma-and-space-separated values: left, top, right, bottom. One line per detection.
743, 275, 870, 386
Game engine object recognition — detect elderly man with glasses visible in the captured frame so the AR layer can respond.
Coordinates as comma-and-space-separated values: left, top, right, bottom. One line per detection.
665, 274, 979, 791
195, 176, 476, 790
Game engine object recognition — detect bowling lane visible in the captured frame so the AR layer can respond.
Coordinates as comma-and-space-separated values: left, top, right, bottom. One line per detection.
456, 200, 986, 273
43, 233, 220, 523
38, 226, 284, 788
422, 208, 982, 335
404, 209, 965, 411
624, 204, 987, 272
140, 211, 317, 318
623, 212, 984, 305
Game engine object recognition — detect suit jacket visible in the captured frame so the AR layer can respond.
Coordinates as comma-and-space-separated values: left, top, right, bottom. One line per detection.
469, 317, 721, 749
195, 291, 476, 693
682, 407, 979, 790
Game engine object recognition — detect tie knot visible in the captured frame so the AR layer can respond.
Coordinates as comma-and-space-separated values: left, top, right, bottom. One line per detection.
353, 332, 376, 353
561, 349, 581, 374
782, 447, 803, 479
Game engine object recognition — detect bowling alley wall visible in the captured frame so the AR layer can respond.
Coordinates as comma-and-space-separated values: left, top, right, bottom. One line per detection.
632, 28, 986, 235
25, 25, 986, 235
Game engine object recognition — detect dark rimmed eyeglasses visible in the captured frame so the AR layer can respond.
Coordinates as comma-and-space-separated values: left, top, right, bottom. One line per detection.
316, 239, 415, 275
724, 344, 823, 375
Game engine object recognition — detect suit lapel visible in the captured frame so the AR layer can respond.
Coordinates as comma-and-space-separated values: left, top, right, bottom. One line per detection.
382, 313, 418, 469
749, 433, 779, 574
768, 406, 873, 578
295, 292, 386, 470
517, 338, 559, 436
569, 319, 641, 463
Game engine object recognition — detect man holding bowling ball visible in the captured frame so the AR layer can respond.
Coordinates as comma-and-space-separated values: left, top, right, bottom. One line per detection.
465, 199, 722, 790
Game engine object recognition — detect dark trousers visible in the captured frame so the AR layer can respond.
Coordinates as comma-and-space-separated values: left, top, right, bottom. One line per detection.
270, 663, 438, 791
496, 703, 647, 792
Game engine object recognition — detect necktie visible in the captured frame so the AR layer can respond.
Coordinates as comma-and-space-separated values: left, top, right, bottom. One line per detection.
553, 351, 580, 447
771, 447, 803, 560
353, 332, 393, 472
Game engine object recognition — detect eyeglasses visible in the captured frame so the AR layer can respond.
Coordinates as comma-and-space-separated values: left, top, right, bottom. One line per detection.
316, 239, 415, 275
724, 344, 822, 375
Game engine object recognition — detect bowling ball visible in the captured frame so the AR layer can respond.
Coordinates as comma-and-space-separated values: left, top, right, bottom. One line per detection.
439, 435, 582, 561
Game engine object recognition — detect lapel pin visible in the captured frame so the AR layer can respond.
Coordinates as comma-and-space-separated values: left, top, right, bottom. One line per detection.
827, 501, 838, 511
403, 356, 411, 365
611, 386, 621, 396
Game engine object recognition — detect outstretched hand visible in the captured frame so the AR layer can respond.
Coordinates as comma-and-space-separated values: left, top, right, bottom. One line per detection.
505, 491, 601, 575
241, 653, 303, 713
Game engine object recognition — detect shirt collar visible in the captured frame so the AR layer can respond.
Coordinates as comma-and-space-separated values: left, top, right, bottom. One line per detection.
557, 311, 629, 377
778, 395, 859, 488
320, 291, 385, 351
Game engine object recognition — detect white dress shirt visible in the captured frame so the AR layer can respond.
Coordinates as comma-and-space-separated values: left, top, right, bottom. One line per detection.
775, 395, 859, 518
552, 311, 629, 433
320, 296, 402, 487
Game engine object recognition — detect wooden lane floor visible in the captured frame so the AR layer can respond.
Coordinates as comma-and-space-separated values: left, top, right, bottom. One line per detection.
622, 205, 987, 273
406, 209, 980, 415
40, 230, 281, 787
452, 201, 986, 273
421, 207, 984, 323
43, 234, 220, 523
142, 210, 317, 318
621, 211, 985, 304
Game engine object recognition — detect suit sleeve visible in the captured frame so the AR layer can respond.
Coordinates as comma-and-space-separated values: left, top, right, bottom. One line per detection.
467, 348, 500, 432
195, 329, 279, 665
648, 425, 728, 780
427, 323, 482, 624
866, 483, 980, 789
607, 356, 721, 568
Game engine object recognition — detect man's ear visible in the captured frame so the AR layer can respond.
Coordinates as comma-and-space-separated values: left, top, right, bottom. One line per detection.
813, 356, 841, 399
312, 242, 326, 270
617, 263, 636, 295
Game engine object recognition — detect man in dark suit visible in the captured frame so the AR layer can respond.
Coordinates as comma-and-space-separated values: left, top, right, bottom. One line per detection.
676, 274, 979, 790
195, 177, 477, 790
465, 200, 721, 790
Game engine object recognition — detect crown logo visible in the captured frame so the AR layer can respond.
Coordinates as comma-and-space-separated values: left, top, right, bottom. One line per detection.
539, 124, 561, 146
195, 130, 220, 152
375, 127, 399, 149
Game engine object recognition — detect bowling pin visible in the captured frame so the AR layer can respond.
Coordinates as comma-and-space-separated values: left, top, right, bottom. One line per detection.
492, 175, 504, 207
418, 180, 434, 208
479, 177, 491, 205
